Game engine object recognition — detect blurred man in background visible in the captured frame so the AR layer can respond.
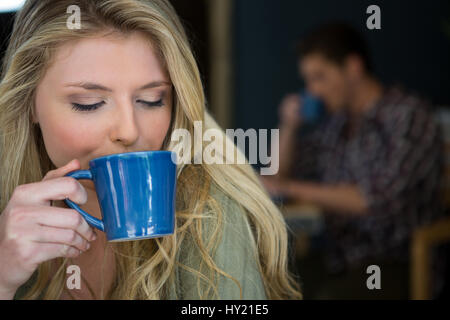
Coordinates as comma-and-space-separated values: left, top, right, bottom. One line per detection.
261, 22, 447, 299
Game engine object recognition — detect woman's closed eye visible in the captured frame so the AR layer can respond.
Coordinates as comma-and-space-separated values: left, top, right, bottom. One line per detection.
71, 99, 164, 112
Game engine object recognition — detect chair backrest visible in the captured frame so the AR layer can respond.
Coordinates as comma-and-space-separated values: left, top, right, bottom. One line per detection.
434, 107, 450, 207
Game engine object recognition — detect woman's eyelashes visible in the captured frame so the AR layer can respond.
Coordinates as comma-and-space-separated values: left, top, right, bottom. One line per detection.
71, 101, 104, 111
139, 99, 164, 107
71, 98, 164, 112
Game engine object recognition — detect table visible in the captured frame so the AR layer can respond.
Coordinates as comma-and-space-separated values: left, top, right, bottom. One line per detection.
278, 201, 324, 258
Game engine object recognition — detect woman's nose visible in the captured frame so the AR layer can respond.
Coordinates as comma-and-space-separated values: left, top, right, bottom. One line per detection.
109, 100, 139, 146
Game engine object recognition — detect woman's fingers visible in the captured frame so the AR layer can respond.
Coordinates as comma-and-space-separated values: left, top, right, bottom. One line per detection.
30, 225, 91, 252
11, 176, 88, 207
0, 158, 95, 293
29, 242, 84, 267
25, 206, 97, 242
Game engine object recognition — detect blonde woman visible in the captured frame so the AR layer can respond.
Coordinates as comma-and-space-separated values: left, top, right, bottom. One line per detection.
0, 0, 302, 300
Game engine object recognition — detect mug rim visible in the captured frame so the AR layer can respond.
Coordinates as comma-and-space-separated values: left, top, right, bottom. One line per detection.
89, 150, 174, 163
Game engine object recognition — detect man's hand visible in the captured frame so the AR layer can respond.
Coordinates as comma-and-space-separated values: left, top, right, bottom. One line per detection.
278, 93, 303, 130
259, 175, 290, 197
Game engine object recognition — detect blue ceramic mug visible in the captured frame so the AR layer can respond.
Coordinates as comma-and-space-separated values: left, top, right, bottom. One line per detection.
63, 151, 177, 242
300, 89, 325, 124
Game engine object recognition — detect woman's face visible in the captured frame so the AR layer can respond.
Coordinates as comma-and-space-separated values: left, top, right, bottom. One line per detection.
33, 31, 173, 191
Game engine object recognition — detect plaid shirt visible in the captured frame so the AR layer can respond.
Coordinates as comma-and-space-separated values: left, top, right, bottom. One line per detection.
292, 87, 446, 283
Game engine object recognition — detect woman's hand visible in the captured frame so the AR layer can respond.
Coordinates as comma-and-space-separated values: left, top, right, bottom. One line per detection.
0, 159, 97, 299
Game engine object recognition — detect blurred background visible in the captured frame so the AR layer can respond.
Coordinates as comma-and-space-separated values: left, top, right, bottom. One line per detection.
2, 0, 449, 133
1, 0, 449, 300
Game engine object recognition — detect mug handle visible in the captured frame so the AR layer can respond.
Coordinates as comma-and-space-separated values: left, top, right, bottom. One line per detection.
63, 170, 105, 232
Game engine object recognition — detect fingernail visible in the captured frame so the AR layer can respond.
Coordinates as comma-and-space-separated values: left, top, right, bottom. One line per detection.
91, 232, 97, 241
86, 243, 90, 250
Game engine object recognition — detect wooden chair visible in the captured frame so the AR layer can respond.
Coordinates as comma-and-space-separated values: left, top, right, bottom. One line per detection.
410, 215, 450, 299
410, 109, 450, 299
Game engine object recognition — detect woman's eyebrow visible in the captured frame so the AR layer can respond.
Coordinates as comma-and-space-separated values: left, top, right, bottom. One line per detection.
64, 81, 172, 91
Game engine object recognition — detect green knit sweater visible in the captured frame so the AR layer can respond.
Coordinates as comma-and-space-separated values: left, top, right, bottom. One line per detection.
13, 182, 267, 300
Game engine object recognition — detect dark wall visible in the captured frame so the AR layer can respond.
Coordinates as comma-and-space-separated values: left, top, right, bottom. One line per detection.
169, 0, 210, 100
233, 0, 450, 130
0, 11, 15, 70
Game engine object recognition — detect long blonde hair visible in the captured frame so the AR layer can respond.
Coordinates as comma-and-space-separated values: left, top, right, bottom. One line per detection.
0, 0, 302, 299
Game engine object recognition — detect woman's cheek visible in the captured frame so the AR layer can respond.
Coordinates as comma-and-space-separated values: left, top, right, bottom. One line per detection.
147, 111, 171, 149
43, 120, 101, 168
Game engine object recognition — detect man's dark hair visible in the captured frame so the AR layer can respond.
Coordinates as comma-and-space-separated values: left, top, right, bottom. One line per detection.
296, 22, 373, 74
